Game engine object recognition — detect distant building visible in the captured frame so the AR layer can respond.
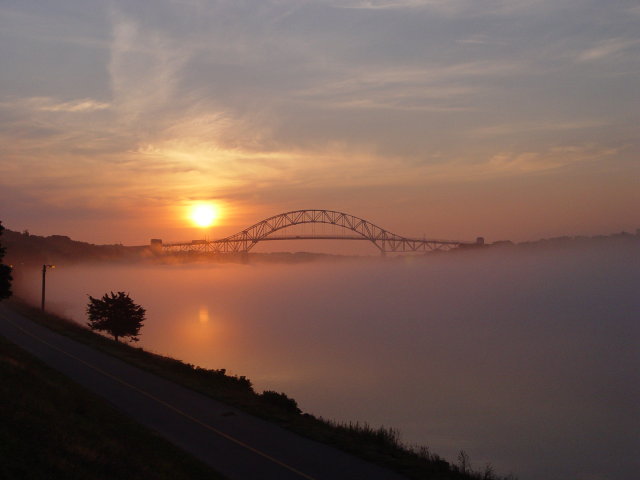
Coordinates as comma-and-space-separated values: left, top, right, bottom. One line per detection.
491, 240, 514, 247
150, 239, 163, 255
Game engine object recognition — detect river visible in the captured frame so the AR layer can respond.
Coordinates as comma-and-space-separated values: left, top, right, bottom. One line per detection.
14, 242, 640, 479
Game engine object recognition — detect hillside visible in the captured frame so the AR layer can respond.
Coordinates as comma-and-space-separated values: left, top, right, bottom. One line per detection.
2, 229, 149, 266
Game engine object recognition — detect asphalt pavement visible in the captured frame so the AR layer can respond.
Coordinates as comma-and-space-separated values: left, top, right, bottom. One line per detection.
0, 304, 408, 480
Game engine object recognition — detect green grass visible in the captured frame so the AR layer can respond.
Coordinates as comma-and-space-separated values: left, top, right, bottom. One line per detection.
0, 334, 226, 480
6, 298, 516, 480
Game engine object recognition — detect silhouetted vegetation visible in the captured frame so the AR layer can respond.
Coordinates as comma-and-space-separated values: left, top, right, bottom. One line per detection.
2, 223, 639, 274
0, 335, 224, 480
87, 292, 146, 342
259, 390, 301, 414
0, 222, 12, 301
3, 224, 638, 268
1, 228, 149, 266
7, 299, 517, 479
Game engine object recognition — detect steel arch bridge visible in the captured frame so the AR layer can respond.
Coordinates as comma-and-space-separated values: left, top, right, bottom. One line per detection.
159, 209, 478, 255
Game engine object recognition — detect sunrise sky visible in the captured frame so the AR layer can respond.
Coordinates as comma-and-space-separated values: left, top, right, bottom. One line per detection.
1, 0, 638, 245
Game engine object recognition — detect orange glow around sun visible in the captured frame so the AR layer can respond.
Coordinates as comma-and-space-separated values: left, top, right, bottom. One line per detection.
190, 204, 220, 228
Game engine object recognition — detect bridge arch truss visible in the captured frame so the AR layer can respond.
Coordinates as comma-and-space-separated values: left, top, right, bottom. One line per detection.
162, 209, 473, 255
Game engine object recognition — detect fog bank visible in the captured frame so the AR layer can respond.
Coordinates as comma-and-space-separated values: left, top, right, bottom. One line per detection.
13, 243, 640, 480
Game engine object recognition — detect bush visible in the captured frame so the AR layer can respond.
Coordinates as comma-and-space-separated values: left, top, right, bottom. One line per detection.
259, 390, 301, 414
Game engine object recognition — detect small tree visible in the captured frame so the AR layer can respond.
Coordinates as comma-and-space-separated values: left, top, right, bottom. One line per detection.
0, 221, 12, 301
87, 291, 145, 342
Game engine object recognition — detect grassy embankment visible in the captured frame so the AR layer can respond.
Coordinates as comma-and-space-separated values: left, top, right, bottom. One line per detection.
0, 334, 224, 480
6, 298, 515, 480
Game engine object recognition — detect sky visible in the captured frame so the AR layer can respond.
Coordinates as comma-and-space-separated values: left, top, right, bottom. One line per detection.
1, 0, 638, 246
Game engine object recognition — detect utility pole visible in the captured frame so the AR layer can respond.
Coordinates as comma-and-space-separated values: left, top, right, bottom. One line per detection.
41, 264, 55, 311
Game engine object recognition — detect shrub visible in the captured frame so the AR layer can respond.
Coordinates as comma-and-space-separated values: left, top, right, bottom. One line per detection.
259, 390, 301, 414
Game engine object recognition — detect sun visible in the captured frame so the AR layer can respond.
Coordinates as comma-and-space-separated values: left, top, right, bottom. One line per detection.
190, 204, 219, 228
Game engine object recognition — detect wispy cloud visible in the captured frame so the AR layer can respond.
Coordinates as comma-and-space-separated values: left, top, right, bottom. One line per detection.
35, 98, 110, 112
339, 0, 451, 10
292, 60, 524, 112
457, 34, 503, 46
577, 38, 640, 62
470, 120, 608, 139
627, 5, 640, 16
483, 145, 619, 175
107, 8, 191, 125
338, 0, 566, 16
0, 96, 110, 113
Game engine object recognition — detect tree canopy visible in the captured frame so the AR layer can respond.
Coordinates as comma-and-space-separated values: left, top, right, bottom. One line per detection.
86, 291, 145, 342
0, 221, 12, 301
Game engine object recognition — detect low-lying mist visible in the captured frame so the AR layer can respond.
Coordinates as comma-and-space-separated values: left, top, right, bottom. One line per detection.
12, 243, 640, 480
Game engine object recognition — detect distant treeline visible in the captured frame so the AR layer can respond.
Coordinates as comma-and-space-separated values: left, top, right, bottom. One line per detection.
2, 229, 150, 266
3, 227, 639, 267
484, 230, 640, 251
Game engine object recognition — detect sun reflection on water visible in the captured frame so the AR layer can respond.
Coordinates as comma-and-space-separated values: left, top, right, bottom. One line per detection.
176, 305, 222, 348
198, 305, 209, 324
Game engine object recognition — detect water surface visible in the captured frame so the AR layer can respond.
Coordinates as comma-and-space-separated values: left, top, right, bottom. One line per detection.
17, 244, 640, 479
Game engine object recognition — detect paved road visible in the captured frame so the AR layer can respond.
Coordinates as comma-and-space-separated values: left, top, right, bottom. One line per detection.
0, 305, 407, 480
